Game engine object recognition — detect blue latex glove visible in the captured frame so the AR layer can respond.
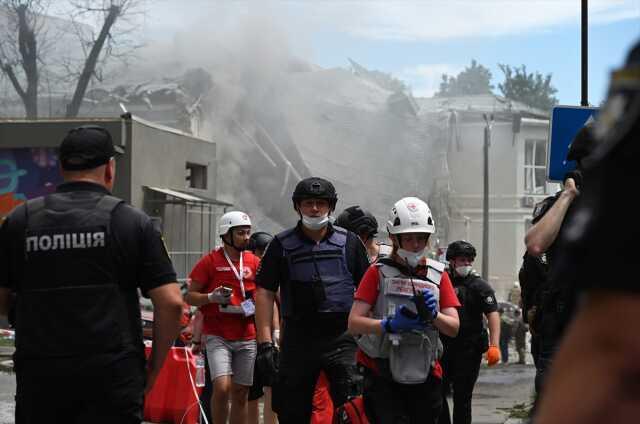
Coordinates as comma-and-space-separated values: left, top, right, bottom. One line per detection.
381, 304, 425, 333
420, 289, 438, 321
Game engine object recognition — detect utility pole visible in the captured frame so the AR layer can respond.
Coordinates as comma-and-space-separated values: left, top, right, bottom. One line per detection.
482, 114, 493, 281
581, 0, 588, 106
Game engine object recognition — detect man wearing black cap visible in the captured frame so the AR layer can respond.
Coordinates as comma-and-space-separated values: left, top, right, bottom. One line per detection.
523, 122, 596, 398
0, 125, 184, 423
254, 177, 370, 423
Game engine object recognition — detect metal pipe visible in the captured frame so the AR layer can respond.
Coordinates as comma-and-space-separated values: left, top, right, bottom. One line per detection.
581, 0, 589, 106
200, 202, 204, 257
184, 203, 188, 280
482, 114, 493, 281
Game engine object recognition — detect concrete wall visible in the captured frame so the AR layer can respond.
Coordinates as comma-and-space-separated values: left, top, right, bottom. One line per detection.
129, 118, 219, 280
129, 118, 217, 208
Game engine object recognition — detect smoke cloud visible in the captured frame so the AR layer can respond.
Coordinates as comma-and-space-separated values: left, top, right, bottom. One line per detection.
121, 3, 439, 234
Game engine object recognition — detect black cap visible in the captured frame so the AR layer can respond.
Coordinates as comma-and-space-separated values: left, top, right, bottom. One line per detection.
292, 177, 338, 207
59, 125, 117, 171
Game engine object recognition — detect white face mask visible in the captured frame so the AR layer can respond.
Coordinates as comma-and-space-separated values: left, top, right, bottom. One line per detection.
455, 265, 473, 278
301, 213, 330, 230
397, 248, 426, 268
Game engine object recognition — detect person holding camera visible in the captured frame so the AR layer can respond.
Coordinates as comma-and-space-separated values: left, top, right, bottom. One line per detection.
185, 211, 260, 424
348, 197, 460, 423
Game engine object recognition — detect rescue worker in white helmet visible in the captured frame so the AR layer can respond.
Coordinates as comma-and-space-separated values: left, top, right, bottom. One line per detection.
348, 197, 460, 423
185, 211, 260, 424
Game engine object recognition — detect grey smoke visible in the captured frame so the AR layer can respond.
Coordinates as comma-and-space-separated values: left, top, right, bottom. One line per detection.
120, 4, 439, 234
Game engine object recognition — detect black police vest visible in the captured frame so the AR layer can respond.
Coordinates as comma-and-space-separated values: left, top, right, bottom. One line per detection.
16, 192, 132, 359
277, 227, 355, 318
440, 273, 488, 353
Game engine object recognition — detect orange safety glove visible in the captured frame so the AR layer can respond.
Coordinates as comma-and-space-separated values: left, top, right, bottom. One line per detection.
486, 345, 501, 366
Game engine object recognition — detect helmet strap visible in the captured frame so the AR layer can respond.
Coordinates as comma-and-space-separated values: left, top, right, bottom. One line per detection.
221, 231, 243, 254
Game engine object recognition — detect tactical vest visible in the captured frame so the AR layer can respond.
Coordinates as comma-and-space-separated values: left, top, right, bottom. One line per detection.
452, 273, 484, 337
16, 192, 132, 359
278, 226, 355, 318
356, 259, 445, 384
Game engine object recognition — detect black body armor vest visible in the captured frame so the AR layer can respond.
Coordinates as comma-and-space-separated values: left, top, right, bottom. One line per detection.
15, 192, 133, 359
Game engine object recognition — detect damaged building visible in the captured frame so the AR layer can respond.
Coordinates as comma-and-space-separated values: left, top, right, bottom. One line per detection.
0, 43, 554, 297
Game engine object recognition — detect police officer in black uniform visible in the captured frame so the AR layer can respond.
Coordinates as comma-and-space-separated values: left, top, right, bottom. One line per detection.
0, 125, 184, 424
524, 121, 597, 395
440, 241, 500, 424
254, 177, 370, 423
535, 40, 640, 424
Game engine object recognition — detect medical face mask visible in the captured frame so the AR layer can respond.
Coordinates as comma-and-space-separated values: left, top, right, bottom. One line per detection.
301, 213, 330, 230
397, 248, 426, 268
455, 265, 473, 278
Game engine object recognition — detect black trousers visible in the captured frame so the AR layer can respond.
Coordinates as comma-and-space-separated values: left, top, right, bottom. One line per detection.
363, 366, 442, 424
439, 343, 483, 424
272, 328, 359, 424
15, 354, 145, 424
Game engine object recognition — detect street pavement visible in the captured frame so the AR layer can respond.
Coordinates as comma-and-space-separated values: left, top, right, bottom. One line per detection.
468, 362, 535, 424
0, 345, 535, 423
0, 365, 535, 424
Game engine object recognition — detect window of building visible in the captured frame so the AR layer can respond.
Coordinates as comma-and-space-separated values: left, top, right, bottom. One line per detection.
524, 139, 547, 194
186, 163, 207, 189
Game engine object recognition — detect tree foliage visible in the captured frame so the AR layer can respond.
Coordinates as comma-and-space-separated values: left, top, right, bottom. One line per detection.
498, 64, 558, 111
0, 0, 142, 118
436, 59, 494, 97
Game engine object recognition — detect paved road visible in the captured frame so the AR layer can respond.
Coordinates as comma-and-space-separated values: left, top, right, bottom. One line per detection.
0, 365, 535, 424
469, 363, 535, 424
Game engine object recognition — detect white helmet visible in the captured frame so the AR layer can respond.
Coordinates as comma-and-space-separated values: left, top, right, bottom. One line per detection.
387, 197, 435, 235
218, 211, 252, 236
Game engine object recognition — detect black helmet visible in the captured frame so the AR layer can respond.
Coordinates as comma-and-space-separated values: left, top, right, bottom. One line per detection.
446, 240, 476, 261
292, 177, 338, 209
566, 123, 597, 162
248, 231, 273, 252
335, 206, 378, 238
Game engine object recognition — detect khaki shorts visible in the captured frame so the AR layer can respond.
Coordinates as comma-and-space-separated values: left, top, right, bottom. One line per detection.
204, 335, 257, 386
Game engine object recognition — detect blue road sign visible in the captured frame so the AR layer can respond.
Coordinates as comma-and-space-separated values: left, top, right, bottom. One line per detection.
548, 105, 598, 181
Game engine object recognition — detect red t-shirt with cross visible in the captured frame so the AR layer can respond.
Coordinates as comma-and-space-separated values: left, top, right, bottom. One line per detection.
189, 248, 260, 341
354, 262, 461, 379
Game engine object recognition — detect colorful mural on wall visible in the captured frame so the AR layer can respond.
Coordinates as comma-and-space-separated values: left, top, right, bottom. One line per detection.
0, 148, 62, 219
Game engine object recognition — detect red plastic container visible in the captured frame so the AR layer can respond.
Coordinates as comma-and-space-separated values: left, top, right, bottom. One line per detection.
311, 371, 334, 424
144, 345, 202, 424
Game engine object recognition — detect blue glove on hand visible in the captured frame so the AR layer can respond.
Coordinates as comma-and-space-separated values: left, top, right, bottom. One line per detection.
381, 304, 425, 333
420, 289, 438, 321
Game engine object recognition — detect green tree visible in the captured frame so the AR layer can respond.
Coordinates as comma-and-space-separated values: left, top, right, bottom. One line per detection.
498, 64, 558, 111
436, 59, 493, 97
